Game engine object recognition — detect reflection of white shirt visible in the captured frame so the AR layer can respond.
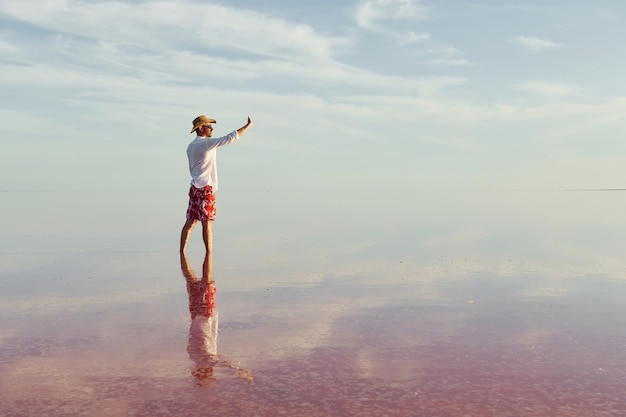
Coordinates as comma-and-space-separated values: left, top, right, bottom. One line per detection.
187, 131, 239, 190
187, 313, 219, 366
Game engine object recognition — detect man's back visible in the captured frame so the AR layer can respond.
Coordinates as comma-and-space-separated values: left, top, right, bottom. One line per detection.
186, 131, 239, 190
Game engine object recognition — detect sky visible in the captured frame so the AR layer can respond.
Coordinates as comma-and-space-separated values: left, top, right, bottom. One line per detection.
2, 0, 626, 231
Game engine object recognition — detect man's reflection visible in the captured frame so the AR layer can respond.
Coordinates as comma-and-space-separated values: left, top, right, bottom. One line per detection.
180, 252, 252, 386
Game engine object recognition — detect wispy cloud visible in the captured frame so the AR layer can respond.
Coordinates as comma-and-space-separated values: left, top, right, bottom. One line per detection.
0, 36, 16, 53
425, 46, 472, 66
399, 31, 431, 45
0, 0, 463, 98
466, 4, 553, 12
355, 0, 428, 30
516, 81, 581, 98
0, 0, 350, 63
511, 35, 562, 53
353, 1, 469, 66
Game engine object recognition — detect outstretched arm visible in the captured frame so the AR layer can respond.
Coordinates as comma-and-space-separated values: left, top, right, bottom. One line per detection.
237, 116, 253, 137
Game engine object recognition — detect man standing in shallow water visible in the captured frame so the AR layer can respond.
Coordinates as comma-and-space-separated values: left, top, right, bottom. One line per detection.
180, 115, 253, 273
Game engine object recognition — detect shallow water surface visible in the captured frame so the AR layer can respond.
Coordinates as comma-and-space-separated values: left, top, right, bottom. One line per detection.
1, 190, 626, 416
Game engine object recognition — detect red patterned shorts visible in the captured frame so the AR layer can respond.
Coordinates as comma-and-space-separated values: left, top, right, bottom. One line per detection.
186, 185, 216, 221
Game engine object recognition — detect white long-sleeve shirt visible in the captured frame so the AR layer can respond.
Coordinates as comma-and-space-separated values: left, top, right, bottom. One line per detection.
186, 130, 239, 190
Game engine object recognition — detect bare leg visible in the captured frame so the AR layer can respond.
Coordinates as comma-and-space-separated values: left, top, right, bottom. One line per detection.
201, 252, 212, 283
180, 251, 198, 283
201, 220, 213, 279
180, 218, 197, 253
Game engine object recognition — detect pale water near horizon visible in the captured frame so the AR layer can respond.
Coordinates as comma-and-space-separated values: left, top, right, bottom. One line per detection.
1, 189, 625, 416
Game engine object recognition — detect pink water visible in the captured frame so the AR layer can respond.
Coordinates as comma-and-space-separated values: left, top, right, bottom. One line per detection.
1, 251, 625, 417
2, 190, 626, 416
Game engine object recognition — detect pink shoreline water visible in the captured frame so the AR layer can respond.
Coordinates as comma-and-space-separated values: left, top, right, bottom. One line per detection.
2, 255, 625, 417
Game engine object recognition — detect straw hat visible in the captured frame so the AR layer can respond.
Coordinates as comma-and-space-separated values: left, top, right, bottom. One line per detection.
190, 115, 217, 133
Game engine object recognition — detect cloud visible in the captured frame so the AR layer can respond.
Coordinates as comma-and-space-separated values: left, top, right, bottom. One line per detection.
399, 31, 431, 45
355, 0, 428, 29
416, 45, 472, 66
0, 37, 16, 53
465, 4, 553, 13
421, 134, 491, 153
516, 81, 581, 98
0, 0, 350, 64
511, 36, 562, 53
0, 0, 464, 100
429, 58, 471, 66
352, 1, 468, 66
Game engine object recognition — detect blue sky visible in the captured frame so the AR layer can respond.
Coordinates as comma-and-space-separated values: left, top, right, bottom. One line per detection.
2, 0, 626, 197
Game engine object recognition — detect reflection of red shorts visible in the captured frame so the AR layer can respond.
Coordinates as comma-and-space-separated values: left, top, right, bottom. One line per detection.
188, 280, 216, 319
186, 185, 216, 221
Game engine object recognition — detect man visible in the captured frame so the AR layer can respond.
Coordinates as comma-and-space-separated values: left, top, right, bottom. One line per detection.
180, 115, 253, 267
